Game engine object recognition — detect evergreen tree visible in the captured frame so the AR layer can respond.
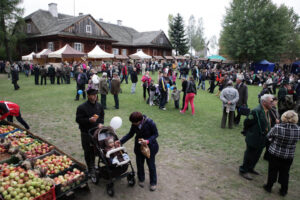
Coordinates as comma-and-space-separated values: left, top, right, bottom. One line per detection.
219, 0, 300, 62
0, 0, 24, 61
169, 13, 188, 55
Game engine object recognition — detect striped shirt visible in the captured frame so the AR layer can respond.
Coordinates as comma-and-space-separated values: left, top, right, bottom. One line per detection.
267, 123, 300, 159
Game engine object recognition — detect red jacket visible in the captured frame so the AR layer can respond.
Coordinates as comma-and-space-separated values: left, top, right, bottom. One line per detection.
122, 65, 128, 75
0, 101, 20, 120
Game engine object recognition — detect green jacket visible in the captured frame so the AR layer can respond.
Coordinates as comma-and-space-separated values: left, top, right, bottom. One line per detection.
244, 104, 271, 148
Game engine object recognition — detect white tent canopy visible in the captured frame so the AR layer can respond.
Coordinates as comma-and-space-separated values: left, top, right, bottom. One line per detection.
87, 45, 114, 59
129, 50, 152, 59
22, 52, 35, 61
34, 49, 52, 58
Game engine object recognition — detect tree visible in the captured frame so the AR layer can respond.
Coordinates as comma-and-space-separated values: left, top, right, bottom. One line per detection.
208, 35, 218, 55
192, 18, 205, 55
187, 15, 196, 55
168, 13, 188, 55
0, 0, 24, 61
187, 16, 206, 56
220, 0, 300, 62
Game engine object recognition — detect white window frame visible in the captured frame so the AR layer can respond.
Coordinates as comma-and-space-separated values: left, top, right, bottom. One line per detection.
137, 49, 142, 52
48, 42, 54, 51
121, 49, 127, 56
86, 25, 92, 34
112, 48, 119, 55
74, 43, 83, 52
27, 23, 31, 33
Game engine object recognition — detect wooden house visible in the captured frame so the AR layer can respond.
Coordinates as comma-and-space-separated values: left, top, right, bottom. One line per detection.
22, 3, 172, 58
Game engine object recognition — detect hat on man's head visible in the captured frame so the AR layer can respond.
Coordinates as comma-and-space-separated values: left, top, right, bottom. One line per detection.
113, 72, 118, 75
102, 72, 107, 77
87, 88, 98, 95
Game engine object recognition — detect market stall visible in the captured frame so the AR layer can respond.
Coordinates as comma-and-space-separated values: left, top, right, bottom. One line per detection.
129, 50, 152, 60
22, 52, 36, 61
48, 44, 86, 63
33, 49, 53, 65
0, 121, 88, 200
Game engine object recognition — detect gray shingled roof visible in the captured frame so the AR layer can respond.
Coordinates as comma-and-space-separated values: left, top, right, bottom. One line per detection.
24, 9, 170, 47
99, 21, 163, 46
24, 10, 113, 41
99, 22, 138, 46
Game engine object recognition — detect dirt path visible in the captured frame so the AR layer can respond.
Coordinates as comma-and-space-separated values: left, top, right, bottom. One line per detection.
71, 147, 298, 200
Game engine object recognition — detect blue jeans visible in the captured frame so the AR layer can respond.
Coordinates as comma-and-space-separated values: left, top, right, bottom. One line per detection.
201, 80, 205, 90
131, 83, 137, 93
135, 143, 159, 185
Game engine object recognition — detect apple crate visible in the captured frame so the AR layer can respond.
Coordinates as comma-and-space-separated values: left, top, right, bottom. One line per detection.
53, 164, 88, 199
0, 128, 20, 138
33, 150, 74, 177
33, 185, 56, 200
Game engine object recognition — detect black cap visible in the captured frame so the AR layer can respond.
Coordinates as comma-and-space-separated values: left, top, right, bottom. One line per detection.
87, 88, 98, 95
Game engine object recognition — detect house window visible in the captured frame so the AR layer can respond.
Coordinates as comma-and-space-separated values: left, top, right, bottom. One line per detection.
160, 38, 164, 44
74, 43, 83, 52
153, 49, 157, 56
86, 25, 92, 34
112, 48, 119, 55
121, 49, 127, 56
48, 42, 54, 51
27, 23, 31, 33
137, 49, 142, 52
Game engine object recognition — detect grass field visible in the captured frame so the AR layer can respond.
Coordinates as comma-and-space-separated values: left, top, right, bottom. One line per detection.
0, 72, 299, 200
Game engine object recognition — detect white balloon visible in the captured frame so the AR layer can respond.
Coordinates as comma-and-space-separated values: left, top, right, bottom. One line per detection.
110, 116, 122, 130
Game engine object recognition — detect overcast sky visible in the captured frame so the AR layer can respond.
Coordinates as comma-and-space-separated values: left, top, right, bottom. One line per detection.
21, 0, 300, 43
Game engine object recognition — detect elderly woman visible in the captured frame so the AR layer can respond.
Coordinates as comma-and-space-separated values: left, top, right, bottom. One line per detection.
220, 80, 239, 128
118, 112, 159, 191
263, 110, 300, 196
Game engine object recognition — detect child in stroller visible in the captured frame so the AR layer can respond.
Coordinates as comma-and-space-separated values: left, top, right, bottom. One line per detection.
89, 126, 135, 196
104, 136, 129, 165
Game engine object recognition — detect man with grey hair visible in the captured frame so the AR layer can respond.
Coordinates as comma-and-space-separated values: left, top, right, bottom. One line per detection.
239, 94, 274, 180
220, 80, 239, 129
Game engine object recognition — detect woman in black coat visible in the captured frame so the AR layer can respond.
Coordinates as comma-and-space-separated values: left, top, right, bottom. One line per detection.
118, 112, 159, 191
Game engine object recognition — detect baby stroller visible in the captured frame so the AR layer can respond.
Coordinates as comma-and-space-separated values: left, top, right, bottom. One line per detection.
152, 86, 161, 106
89, 126, 135, 196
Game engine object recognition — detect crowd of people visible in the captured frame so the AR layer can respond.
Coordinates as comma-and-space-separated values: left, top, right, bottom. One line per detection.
1, 58, 300, 196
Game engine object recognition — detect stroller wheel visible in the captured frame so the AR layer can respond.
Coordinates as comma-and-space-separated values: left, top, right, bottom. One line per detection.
127, 173, 135, 187
106, 183, 114, 197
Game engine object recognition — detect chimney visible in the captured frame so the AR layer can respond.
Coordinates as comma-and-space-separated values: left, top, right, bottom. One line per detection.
117, 20, 122, 26
48, 3, 58, 18
99, 18, 103, 22
79, 12, 83, 16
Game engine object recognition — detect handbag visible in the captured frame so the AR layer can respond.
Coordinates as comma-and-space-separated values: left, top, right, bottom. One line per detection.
239, 105, 250, 116
140, 143, 150, 159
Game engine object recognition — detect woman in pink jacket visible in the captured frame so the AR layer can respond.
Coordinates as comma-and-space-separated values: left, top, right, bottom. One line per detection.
141, 71, 152, 101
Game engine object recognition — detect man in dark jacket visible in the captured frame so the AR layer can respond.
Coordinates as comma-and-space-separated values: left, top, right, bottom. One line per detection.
159, 72, 168, 110
75, 68, 88, 101
120, 63, 128, 84
48, 65, 55, 84
234, 78, 248, 125
209, 70, 216, 93
40, 66, 47, 85
131, 67, 138, 94
181, 77, 188, 110
239, 94, 273, 180
11, 65, 19, 90
24, 62, 30, 77
65, 65, 71, 84
110, 72, 121, 109
33, 64, 40, 85
76, 88, 104, 177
